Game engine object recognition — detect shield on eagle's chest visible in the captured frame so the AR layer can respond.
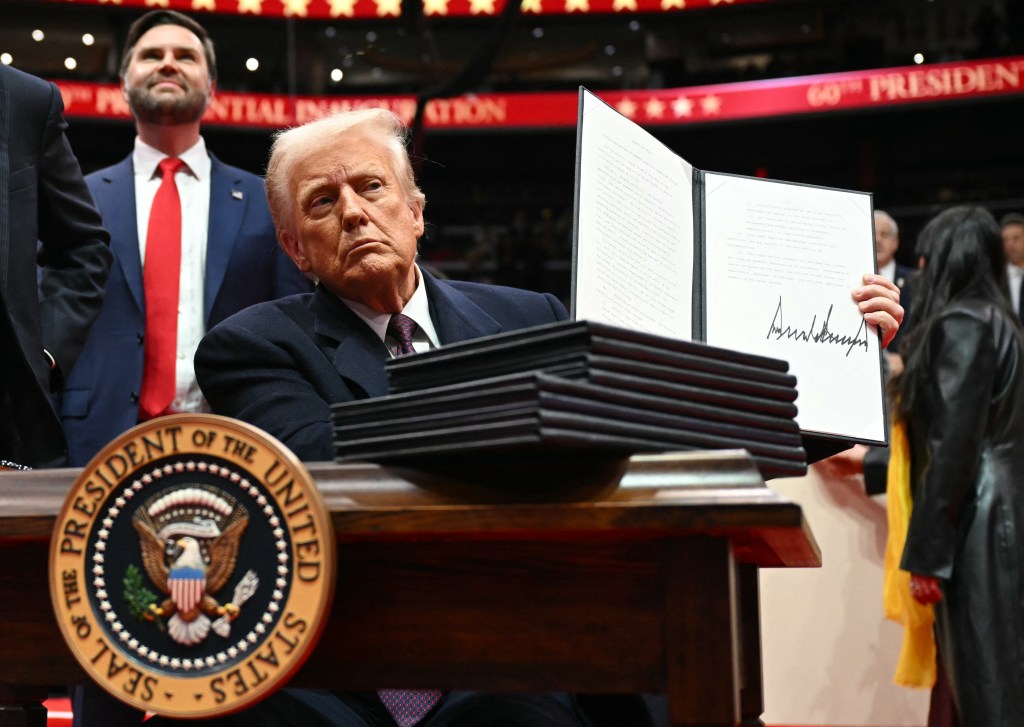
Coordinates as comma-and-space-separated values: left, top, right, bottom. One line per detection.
169, 567, 206, 614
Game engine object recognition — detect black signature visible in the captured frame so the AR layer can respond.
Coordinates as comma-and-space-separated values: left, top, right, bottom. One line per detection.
766, 296, 869, 357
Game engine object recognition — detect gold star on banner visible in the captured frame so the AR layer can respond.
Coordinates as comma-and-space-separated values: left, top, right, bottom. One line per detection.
710, 0, 733, 4
329, 0, 356, 15
423, 0, 449, 15
98, 0, 123, 4
145, 0, 170, 7
469, 0, 495, 13
565, 0, 589, 12
521, 0, 543, 11
237, 0, 263, 12
283, 0, 310, 15
612, 0, 637, 10
700, 95, 722, 115
644, 98, 665, 119
376, 0, 401, 16
616, 99, 637, 118
660, 0, 684, 9
672, 96, 693, 117
192, 0, 215, 9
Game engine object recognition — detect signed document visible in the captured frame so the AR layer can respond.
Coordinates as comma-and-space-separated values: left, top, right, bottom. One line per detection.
572, 88, 885, 444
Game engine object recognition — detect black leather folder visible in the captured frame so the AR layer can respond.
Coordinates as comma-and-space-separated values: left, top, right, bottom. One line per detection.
334, 413, 806, 480
332, 320, 815, 478
386, 319, 796, 393
334, 371, 800, 435
333, 373, 808, 479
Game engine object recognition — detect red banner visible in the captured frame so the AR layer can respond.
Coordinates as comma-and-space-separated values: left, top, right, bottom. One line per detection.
55, 56, 1024, 130
43, 0, 769, 19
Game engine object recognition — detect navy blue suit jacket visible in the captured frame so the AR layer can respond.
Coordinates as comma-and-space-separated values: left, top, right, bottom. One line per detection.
61, 152, 310, 466
196, 272, 569, 461
888, 262, 915, 354
0, 65, 111, 467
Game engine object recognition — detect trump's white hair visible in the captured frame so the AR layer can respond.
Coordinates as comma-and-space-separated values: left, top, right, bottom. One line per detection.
265, 108, 426, 240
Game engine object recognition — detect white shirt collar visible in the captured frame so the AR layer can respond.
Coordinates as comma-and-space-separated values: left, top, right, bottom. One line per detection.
878, 259, 896, 282
133, 136, 211, 181
339, 265, 440, 350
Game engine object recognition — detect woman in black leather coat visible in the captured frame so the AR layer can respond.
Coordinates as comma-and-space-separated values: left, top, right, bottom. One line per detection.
896, 206, 1024, 726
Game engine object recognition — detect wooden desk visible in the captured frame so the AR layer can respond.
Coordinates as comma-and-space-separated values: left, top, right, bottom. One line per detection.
0, 450, 819, 727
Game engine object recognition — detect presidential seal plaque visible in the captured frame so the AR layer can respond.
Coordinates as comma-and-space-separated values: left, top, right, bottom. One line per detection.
50, 414, 335, 718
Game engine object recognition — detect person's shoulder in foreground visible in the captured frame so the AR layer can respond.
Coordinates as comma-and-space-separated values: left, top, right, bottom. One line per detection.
0, 62, 111, 468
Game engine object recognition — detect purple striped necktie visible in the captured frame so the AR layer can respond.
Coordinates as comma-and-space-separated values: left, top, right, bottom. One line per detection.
378, 689, 444, 727
379, 312, 441, 724
387, 313, 419, 356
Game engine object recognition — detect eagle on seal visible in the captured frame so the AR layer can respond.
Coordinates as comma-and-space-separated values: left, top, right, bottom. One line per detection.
133, 514, 248, 646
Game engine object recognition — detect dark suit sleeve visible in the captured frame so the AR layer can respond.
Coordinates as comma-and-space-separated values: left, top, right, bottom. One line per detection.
35, 81, 112, 377
544, 293, 569, 322
196, 319, 335, 462
900, 311, 994, 579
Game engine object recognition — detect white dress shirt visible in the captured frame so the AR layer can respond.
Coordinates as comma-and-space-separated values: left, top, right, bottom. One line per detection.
133, 137, 211, 413
1008, 264, 1024, 315
340, 265, 440, 357
878, 259, 896, 284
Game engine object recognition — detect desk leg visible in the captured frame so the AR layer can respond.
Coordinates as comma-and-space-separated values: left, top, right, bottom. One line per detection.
665, 537, 739, 727
0, 688, 48, 727
738, 565, 765, 727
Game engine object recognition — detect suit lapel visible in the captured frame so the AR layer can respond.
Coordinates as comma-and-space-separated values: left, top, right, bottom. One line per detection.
424, 272, 502, 344
312, 287, 391, 399
204, 155, 246, 323
310, 273, 502, 399
95, 157, 144, 312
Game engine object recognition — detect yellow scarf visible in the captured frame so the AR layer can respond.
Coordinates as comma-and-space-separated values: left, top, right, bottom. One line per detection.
882, 416, 937, 688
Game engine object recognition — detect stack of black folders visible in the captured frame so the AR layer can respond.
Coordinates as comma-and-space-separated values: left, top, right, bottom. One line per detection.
331, 320, 808, 480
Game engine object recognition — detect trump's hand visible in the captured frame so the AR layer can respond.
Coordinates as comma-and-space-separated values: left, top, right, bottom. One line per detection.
852, 274, 904, 349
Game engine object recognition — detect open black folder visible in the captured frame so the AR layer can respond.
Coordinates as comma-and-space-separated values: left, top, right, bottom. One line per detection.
572, 87, 886, 449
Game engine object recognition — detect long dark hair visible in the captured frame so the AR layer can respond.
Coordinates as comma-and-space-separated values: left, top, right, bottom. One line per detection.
896, 206, 1017, 418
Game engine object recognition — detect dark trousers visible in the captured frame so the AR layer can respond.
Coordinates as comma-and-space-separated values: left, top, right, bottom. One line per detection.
75, 687, 610, 727
146, 690, 585, 727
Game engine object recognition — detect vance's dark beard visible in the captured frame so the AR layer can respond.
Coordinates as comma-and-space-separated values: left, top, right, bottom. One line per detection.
127, 79, 208, 125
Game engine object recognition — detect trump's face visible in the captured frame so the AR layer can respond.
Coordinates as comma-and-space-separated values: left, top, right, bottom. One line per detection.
281, 130, 424, 312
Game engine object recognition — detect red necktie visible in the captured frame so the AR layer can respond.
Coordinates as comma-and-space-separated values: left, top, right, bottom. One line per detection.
139, 157, 186, 420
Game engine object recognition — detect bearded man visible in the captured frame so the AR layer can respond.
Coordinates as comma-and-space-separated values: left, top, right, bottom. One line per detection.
60, 10, 309, 468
